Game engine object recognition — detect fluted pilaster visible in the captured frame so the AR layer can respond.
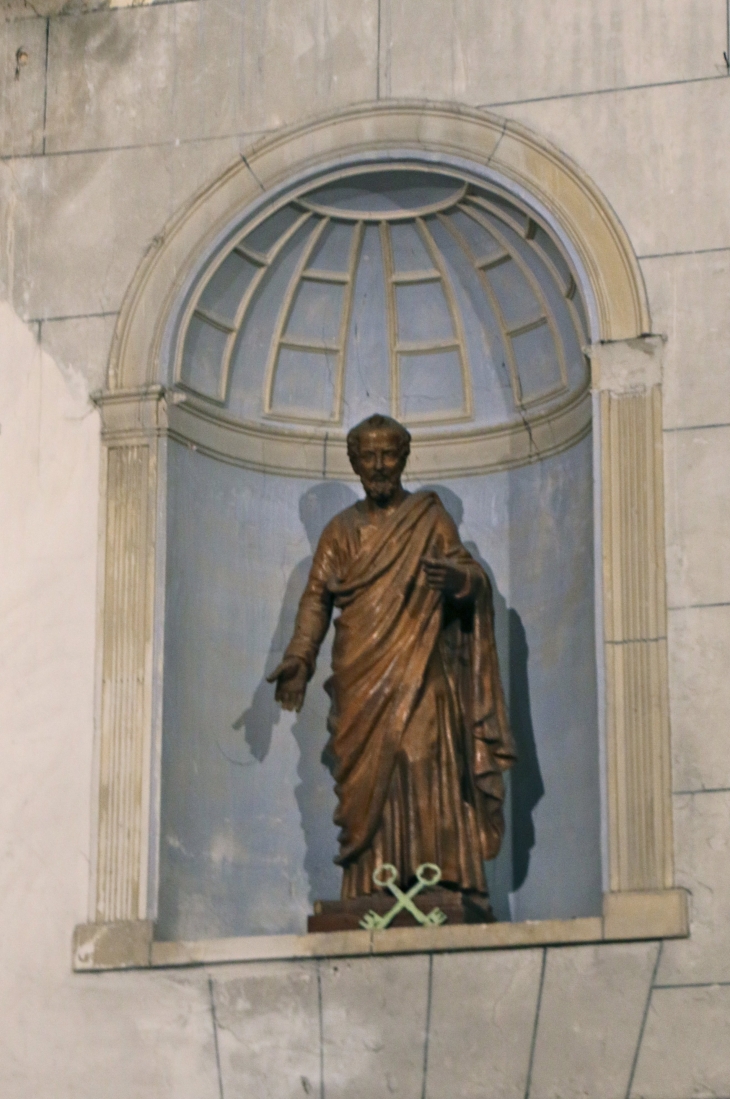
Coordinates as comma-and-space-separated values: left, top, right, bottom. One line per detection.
590, 338, 673, 892
91, 388, 167, 921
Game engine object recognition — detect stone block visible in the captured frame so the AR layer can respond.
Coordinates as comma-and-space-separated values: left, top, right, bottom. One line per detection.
603, 891, 688, 941
151, 927, 373, 967
588, 335, 664, 393
530, 942, 658, 1099
45, 1, 246, 153
321, 954, 430, 1098
73, 919, 153, 971
0, 967, 219, 1099
656, 790, 730, 985
642, 250, 730, 430
630, 985, 730, 1099
668, 605, 730, 793
425, 948, 543, 1099
371, 917, 604, 956
238, 0, 378, 133
212, 961, 322, 1098
384, 0, 724, 106
0, 17, 47, 157
41, 312, 117, 395
664, 424, 730, 609
45, 0, 377, 154
3, 136, 240, 320
59, 970, 220, 1099
502, 79, 730, 259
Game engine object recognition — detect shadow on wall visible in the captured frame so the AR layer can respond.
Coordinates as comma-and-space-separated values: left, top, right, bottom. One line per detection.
234, 482, 359, 904
236, 479, 543, 914
421, 485, 545, 912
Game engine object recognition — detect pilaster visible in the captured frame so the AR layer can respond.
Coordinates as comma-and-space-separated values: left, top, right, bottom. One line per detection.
589, 337, 674, 892
90, 386, 168, 921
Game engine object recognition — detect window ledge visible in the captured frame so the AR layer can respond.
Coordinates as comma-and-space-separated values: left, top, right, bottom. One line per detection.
72, 889, 688, 972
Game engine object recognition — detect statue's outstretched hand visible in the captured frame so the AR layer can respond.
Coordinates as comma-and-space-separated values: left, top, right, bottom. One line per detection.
420, 555, 469, 596
266, 655, 309, 712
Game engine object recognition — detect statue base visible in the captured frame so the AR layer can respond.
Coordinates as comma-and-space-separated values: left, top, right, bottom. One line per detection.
308, 889, 495, 933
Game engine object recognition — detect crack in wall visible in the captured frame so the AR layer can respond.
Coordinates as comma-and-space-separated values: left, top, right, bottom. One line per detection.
241, 151, 265, 192
376, 0, 381, 100
524, 947, 547, 1099
40, 17, 49, 155
208, 975, 225, 1099
420, 954, 434, 1099
317, 960, 325, 1099
625, 942, 663, 1099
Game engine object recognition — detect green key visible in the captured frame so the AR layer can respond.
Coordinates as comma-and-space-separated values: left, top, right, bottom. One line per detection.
359, 863, 448, 930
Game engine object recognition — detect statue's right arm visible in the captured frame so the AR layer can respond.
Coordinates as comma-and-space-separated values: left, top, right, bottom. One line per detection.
266, 531, 337, 711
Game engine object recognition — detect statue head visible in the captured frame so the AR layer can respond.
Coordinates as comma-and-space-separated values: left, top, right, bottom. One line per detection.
346, 414, 411, 505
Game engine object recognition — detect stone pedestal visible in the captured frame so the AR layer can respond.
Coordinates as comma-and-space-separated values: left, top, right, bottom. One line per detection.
307, 890, 495, 933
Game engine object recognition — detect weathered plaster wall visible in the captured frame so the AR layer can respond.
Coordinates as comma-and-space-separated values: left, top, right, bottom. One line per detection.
1, 1, 730, 1095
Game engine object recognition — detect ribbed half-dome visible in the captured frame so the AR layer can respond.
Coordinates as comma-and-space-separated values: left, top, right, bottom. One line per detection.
176, 165, 589, 432
170, 164, 592, 477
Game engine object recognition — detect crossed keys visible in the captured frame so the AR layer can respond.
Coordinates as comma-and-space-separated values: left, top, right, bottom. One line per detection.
359, 863, 448, 930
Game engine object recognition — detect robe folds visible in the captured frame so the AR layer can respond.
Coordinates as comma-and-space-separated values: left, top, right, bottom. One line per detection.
284, 490, 516, 899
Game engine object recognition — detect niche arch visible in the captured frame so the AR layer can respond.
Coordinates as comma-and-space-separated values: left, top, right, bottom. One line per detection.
78, 102, 686, 968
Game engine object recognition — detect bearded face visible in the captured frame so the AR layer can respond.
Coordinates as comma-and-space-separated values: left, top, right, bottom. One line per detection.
350, 428, 408, 505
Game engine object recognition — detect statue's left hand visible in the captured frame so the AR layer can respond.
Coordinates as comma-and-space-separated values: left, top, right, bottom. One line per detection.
420, 555, 469, 596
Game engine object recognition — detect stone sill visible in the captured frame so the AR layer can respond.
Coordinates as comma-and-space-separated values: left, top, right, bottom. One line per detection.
72, 889, 688, 972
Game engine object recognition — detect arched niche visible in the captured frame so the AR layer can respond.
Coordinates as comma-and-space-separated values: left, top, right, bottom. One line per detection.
76, 103, 687, 970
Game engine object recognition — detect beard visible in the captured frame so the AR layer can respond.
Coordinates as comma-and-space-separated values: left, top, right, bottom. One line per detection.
362, 473, 400, 503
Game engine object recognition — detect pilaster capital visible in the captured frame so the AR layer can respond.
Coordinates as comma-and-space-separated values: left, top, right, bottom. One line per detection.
587, 335, 665, 394
92, 384, 170, 444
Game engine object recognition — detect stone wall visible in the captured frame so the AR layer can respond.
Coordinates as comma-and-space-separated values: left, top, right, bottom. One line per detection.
1, 2, 729, 1095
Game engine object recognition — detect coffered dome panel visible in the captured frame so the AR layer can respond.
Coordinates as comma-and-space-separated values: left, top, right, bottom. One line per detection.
172, 162, 592, 477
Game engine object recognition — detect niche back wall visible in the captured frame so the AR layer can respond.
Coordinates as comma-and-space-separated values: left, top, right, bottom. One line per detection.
157, 430, 599, 940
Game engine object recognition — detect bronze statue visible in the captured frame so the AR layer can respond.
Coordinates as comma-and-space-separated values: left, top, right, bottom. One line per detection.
268, 414, 515, 912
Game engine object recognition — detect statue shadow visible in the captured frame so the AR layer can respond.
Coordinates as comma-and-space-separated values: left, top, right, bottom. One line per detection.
421, 484, 545, 914
233, 481, 359, 904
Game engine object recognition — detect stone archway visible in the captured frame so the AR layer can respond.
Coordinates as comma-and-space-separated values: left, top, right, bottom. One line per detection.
79, 102, 685, 967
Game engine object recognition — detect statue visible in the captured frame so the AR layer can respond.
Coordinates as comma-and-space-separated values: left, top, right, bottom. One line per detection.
268, 414, 516, 921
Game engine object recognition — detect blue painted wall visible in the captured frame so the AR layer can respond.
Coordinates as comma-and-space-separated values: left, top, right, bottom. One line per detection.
157, 431, 600, 939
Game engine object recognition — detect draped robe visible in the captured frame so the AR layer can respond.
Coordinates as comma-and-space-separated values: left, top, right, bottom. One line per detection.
285, 490, 516, 899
